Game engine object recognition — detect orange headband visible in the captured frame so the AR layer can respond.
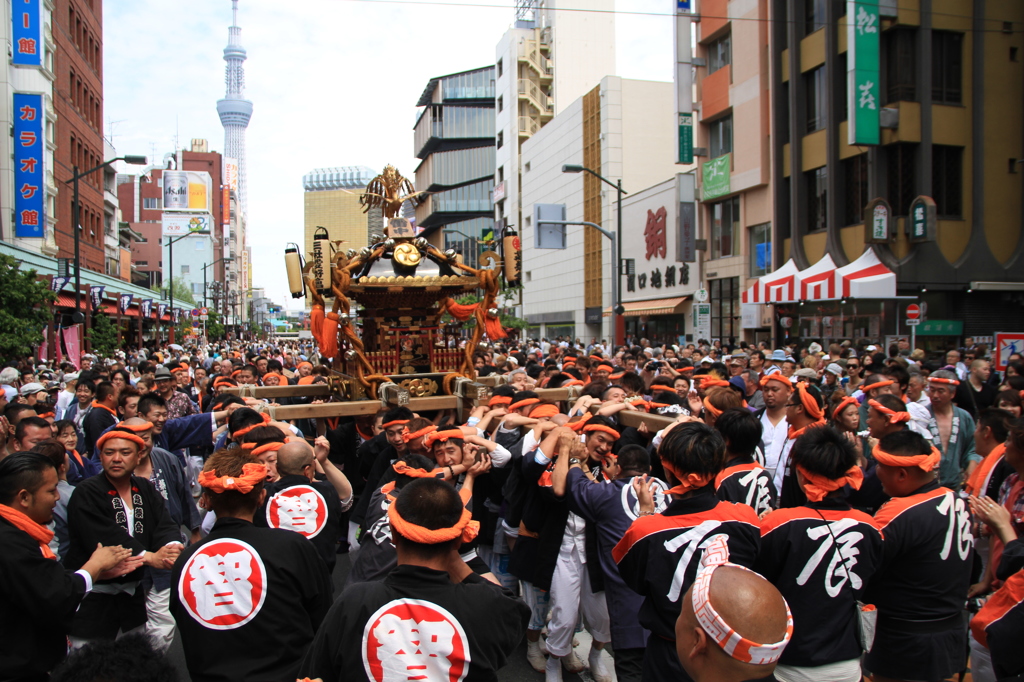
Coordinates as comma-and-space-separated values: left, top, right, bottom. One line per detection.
868, 399, 911, 424
402, 425, 438, 443
96, 430, 146, 451
929, 376, 960, 386
794, 382, 824, 420
233, 414, 272, 439
214, 377, 236, 388
231, 369, 241, 378
692, 536, 794, 664
567, 419, 588, 432
171, 366, 189, 374
488, 396, 512, 407
699, 376, 730, 389
297, 362, 313, 370
872, 444, 941, 471
661, 458, 713, 496
596, 364, 614, 373
251, 441, 284, 458
197, 463, 268, 494
562, 359, 577, 367
831, 396, 859, 422
382, 419, 410, 429
796, 465, 864, 502
561, 379, 585, 387
388, 500, 479, 544
702, 396, 723, 419
37, 412, 55, 419
262, 372, 285, 383
425, 429, 466, 448
115, 421, 155, 432
240, 442, 256, 450
297, 376, 316, 385
679, 366, 695, 374
760, 374, 791, 389
583, 424, 620, 440
393, 461, 440, 478
530, 404, 560, 419
861, 380, 894, 393
508, 398, 540, 412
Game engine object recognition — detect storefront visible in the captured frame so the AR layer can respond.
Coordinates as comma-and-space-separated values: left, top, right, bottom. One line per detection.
615, 176, 701, 346
740, 249, 906, 346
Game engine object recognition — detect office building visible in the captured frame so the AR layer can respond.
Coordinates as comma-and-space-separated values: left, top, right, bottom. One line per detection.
520, 77, 685, 340
414, 66, 496, 268
494, 0, 616, 273
694, 0, 775, 344
765, 0, 1024, 344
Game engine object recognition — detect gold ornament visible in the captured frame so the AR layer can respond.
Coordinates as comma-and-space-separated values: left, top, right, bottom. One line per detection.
393, 242, 422, 267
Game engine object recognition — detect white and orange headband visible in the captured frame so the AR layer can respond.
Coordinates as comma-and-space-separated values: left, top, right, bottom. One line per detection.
691, 536, 793, 665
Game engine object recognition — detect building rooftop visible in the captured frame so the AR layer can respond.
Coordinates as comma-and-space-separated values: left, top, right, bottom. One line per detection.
416, 65, 495, 107
302, 166, 377, 192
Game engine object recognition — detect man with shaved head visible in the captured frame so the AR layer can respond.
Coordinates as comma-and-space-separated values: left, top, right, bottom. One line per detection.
255, 437, 352, 573
675, 537, 792, 682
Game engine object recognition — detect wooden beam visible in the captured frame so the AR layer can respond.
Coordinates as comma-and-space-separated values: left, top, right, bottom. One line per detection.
587, 407, 677, 431
262, 395, 461, 420
220, 384, 332, 398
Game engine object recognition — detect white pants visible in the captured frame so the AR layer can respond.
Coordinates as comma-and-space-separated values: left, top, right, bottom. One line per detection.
970, 632, 996, 682
546, 544, 610, 658
68, 624, 145, 651
348, 520, 361, 552
522, 580, 551, 632
774, 658, 862, 682
145, 586, 176, 653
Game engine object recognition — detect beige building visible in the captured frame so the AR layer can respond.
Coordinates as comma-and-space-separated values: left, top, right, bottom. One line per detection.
302, 167, 377, 307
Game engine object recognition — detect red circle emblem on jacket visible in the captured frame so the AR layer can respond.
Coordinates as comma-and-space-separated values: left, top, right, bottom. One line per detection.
266, 484, 328, 538
178, 539, 267, 630
362, 599, 471, 682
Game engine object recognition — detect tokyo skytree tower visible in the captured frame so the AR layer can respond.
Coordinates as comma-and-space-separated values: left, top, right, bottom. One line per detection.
216, 0, 252, 214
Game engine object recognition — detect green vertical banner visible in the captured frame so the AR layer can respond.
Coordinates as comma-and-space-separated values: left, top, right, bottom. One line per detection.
678, 113, 693, 165
702, 154, 731, 200
847, 0, 880, 145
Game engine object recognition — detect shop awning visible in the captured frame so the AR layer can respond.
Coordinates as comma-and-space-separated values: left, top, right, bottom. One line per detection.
604, 296, 690, 317
741, 249, 895, 304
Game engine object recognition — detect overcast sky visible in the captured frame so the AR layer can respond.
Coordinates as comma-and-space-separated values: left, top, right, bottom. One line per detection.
104, 0, 674, 311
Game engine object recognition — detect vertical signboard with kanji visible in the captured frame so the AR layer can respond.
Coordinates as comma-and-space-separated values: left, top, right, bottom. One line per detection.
702, 155, 731, 200
678, 113, 693, 165
847, 0, 880, 145
12, 0, 43, 66
14, 94, 45, 238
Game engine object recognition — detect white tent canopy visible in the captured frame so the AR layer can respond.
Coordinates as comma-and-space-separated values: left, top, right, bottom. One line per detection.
741, 248, 896, 304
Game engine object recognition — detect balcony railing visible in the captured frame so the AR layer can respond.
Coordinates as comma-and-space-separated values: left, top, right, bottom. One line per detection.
518, 116, 539, 137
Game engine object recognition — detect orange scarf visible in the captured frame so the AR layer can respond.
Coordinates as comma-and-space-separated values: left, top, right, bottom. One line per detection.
787, 419, 826, 440
796, 465, 864, 502
661, 459, 713, 496
965, 444, 1006, 496
0, 504, 55, 559
91, 401, 117, 417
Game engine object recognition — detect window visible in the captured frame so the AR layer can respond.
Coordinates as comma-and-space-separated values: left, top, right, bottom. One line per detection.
749, 223, 772, 277
135, 260, 148, 267
932, 145, 963, 217
842, 154, 869, 225
179, 265, 190, 275
710, 277, 740, 342
806, 167, 828, 231
886, 143, 917, 215
707, 34, 731, 75
885, 28, 917, 102
805, 0, 826, 34
932, 32, 963, 104
143, 197, 160, 210
496, 130, 504, 149
709, 115, 733, 159
710, 197, 740, 259
497, 58, 503, 77
497, 96, 503, 112
195, 241, 204, 250
805, 66, 827, 133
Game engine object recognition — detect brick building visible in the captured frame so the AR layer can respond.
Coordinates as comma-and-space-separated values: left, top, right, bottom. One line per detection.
53, 0, 106, 274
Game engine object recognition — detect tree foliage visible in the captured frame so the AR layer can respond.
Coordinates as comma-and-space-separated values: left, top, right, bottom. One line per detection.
86, 313, 119, 359
159, 278, 195, 306
0, 254, 55, 363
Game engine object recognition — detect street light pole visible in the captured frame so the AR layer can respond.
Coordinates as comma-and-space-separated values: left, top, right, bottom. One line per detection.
202, 257, 233, 308
562, 165, 628, 346
165, 229, 210, 340
66, 155, 147, 323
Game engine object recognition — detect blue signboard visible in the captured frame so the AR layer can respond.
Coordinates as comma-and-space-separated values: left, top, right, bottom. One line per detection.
12, 0, 43, 67
13, 93, 45, 238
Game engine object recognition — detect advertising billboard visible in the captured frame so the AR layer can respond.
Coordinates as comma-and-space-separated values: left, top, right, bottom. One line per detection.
13, 93, 45, 238
223, 158, 239, 192
162, 213, 212, 237
162, 170, 212, 213
12, 0, 42, 66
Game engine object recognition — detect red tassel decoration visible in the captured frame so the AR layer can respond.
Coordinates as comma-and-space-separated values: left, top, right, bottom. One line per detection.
484, 315, 507, 340
443, 298, 478, 322
322, 312, 340, 359
310, 304, 325, 348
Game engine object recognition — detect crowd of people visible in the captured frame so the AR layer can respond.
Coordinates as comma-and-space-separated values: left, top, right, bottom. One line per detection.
1, 333, 1023, 682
